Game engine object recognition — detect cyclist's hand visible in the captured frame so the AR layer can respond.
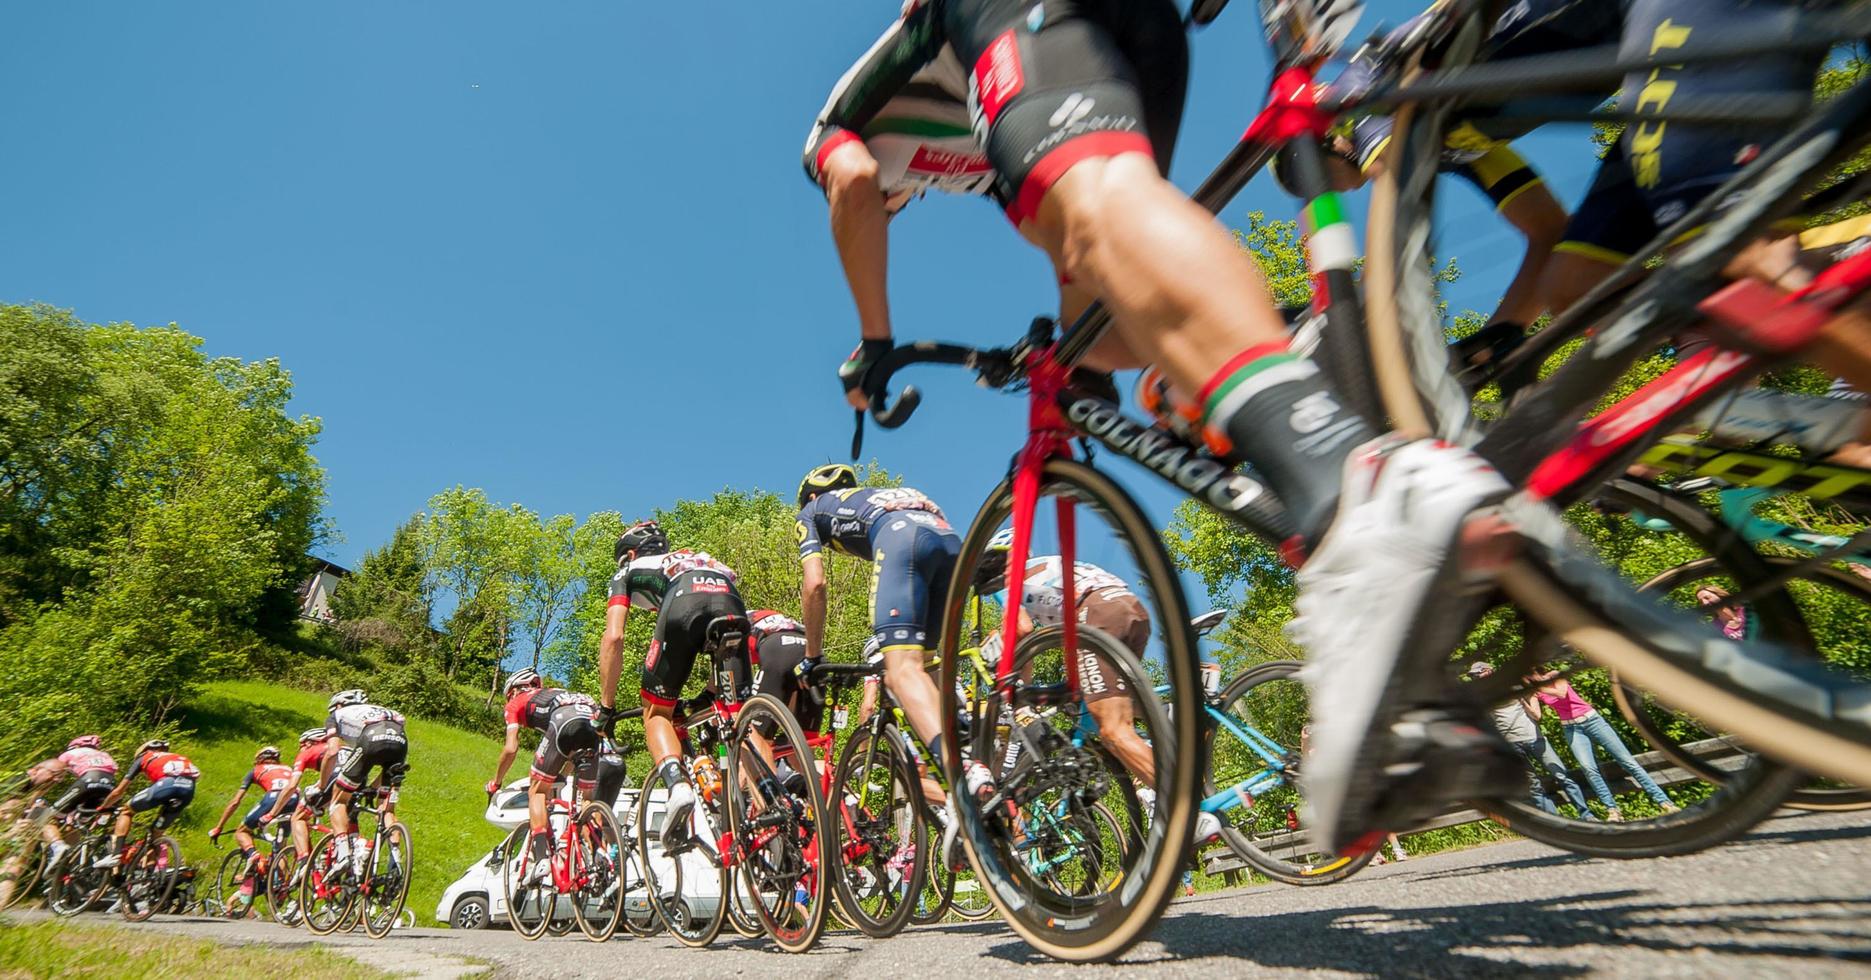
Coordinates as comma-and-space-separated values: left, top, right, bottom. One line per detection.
209, 828, 222, 847
596, 703, 618, 738
839, 338, 892, 408
484, 779, 500, 797
793, 656, 823, 685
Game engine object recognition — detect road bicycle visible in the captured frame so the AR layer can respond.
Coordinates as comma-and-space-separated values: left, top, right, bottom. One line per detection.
211, 814, 300, 923
300, 783, 412, 939
636, 640, 830, 954
46, 805, 182, 922
847, 1, 1871, 957
501, 732, 628, 942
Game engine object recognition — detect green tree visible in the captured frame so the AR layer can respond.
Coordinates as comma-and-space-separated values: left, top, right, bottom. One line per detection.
330, 514, 434, 655
514, 512, 581, 674
419, 488, 531, 686
0, 306, 326, 764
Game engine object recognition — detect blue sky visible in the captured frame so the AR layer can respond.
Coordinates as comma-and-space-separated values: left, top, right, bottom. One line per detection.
3, 2, 1611, 580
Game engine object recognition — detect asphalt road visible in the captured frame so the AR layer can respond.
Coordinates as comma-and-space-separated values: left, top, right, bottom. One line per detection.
41, 807, 1871, 978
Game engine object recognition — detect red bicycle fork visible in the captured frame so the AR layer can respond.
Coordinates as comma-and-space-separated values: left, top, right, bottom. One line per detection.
997, 355, 1082, 694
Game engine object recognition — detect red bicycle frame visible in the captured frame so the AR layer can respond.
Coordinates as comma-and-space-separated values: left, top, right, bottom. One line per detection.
995, 355, 1084, 696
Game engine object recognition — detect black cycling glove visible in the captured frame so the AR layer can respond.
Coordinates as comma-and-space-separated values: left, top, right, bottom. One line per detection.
839, 338, 893, 399
596, 703, 618, 738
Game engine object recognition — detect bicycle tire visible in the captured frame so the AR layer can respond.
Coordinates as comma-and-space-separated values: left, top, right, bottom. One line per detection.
725, 693, 831, 953
47, 837, 107, 918
362, 823, 412, 939
1208, 660, 1378, 885
829, 721, 925, 939
266, 848, 299, 925
636, 767, 725, 947
1476, 551, 1815, 857
572, 802, 623, 942
908, 818, 952, 926
1607, 480, 1871, 810
0, 831, 44, 913
615, 817, 661, 938
727, 874, 765, 938
938, 456, 1200, 964
501, 823, 552, 941
119, 835, 179, 922
300, 832, 354, 936
214, 849, 254, 919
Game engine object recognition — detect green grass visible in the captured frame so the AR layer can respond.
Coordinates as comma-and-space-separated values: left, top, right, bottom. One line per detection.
163, 680, 509, 926
0, 918, 391, 978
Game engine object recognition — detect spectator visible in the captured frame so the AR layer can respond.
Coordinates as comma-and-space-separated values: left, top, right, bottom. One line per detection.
1527, 669, 1680, 821
1695, 585, 1749, 640
1468, 662, 1597, 821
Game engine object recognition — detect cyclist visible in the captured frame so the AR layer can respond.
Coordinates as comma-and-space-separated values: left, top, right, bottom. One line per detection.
19, 736, 118, 868
813, 0, 1530, 855
206, 745, 297, 914
488, 667, 604, 884
93, 739, 199, 869
807, 4, 1147, 408
258, 727, 335, 876
973, 529, 1223, 843
748, 609, 827, 744
320, 690, 408, 871
596, 520, 769, 836
794, 464, 987, 803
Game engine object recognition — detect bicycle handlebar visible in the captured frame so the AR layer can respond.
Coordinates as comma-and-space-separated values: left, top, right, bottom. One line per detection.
865, 342, 983, 430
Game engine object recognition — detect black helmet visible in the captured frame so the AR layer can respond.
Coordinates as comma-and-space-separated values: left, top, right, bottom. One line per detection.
797, 463, 858, 508
615, 520, 668, 563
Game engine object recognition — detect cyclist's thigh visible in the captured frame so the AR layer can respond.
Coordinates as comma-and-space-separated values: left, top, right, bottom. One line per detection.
641, 604, 700, 708
1074, 590, 1143, 704
942, 0, 1187, 223
869, 516, 955, 646
243, 793, 278, 830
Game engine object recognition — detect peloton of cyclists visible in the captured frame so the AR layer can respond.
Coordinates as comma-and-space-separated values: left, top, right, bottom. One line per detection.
2, 736, 119, 889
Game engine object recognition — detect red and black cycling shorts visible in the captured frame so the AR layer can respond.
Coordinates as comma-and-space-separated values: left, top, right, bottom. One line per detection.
641, 571, 753, 712
943, 0, 1188, 225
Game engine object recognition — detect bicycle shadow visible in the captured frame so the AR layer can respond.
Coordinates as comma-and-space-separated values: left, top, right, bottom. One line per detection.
982, 892, 1871, 974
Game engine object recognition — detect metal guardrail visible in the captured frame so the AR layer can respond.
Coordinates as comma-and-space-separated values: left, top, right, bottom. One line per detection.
1202, 735, 1748, 877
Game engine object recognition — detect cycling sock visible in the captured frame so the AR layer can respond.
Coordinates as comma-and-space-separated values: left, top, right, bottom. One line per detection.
656, 758, 687, 791
1198, 342, 1373, 545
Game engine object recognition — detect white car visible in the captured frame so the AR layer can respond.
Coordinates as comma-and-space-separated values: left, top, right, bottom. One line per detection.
436, 778, 721, 930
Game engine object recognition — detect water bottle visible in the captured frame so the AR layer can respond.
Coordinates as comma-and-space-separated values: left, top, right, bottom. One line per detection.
692, 755, 722, 804
1201, 662, 1222, 700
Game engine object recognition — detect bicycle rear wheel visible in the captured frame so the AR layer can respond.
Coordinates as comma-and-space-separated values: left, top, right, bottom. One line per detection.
118, 835, 179, 922
300, 832, 354, 935
1208, 661, 1377, 885
725, 694, 830, 953
829, 721, 925, 938
214, 849, 254, 919
636, 767, 726, 947
938, 457, 1199, 963
572, 802, 624, 942
361, 824, 412, 939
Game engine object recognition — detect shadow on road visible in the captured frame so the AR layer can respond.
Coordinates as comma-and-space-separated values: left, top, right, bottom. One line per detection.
983, 892, 1871, 975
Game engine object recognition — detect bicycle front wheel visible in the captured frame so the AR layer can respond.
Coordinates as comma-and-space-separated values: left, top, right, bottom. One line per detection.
361, 824, 412, 939
636, 767, 726, 947
938, 457, 1200, 963
266, 848, 300, 925
501, 824, 553, 941
725, 694, 830, 953
1208, 661, 1377, 885
300, 832, 355, 935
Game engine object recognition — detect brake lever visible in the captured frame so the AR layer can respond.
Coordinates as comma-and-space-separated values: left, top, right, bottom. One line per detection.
850, 408, 865, 462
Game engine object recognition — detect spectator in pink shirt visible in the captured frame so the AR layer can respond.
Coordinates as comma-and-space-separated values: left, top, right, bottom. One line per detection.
1527, 670, 1678, 821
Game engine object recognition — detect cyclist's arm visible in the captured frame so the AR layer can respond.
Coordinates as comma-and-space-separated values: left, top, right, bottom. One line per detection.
599, 601, 630, 713
317, 738, 340, 787
491, 724, 521, 790
801, 554, 829, 661
1473, 147, 1565, 329
259, 772, 300, 822
209, 784, 248, 836
856, 678, 880, 726
821, 139, 894, 356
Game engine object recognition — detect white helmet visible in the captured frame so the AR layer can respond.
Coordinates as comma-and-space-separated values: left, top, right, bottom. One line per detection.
328, 689, 367, 710
503, 668, 541, 696
299, 727, 328, 744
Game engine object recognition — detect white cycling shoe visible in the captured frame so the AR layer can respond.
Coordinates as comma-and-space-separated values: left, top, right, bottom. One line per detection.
1291, 436, 1517, 854
662, 781, 696, 840
1195, 811, 1223, 845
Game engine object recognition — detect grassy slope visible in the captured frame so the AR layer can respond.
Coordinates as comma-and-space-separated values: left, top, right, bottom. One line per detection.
167, 680, 508, 926
0, 919, 392, 979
